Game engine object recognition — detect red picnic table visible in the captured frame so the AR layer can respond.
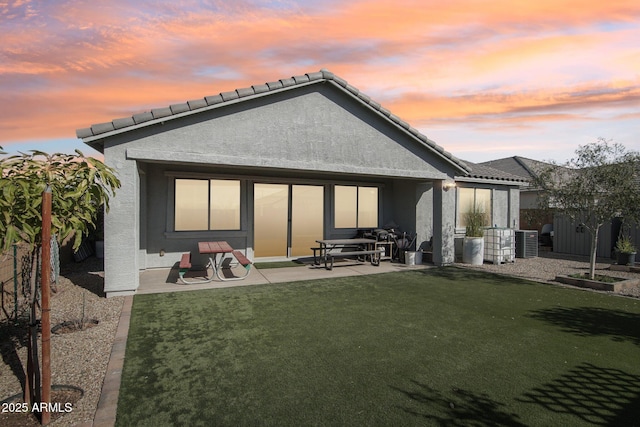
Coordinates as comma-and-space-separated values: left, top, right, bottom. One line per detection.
178, 241, 252, 284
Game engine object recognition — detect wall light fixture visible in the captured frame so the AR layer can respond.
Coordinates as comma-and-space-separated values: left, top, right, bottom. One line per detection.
443, 181, 456, 191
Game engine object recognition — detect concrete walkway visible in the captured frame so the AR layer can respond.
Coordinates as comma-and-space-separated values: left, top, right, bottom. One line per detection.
92, 295, 132, 427
93, 260, 429, 425
137, 259, 430, 294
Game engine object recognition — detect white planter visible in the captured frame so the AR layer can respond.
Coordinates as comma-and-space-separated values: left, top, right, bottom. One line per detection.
463, 237, 484, 265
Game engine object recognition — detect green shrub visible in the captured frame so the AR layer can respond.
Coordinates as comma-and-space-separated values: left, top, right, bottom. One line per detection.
616, 235, 637, 254
464, 204, 486, 237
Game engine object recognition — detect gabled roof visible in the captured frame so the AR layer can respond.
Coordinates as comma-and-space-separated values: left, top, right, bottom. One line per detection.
76, 69, 471, 174
479, 156, 551, 180
457, 160, 529, 185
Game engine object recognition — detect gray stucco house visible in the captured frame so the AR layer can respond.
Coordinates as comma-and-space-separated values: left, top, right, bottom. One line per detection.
77, 69, 524, 297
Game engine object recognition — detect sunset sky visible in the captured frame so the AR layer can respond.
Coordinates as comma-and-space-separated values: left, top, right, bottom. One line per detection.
1, 0, 639, 163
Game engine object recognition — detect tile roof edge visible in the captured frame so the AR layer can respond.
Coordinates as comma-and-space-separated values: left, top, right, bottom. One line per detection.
454, 176, 530, 186
76, 69, 470, 173
318, 80, 469, 173
76, 73, 325, 140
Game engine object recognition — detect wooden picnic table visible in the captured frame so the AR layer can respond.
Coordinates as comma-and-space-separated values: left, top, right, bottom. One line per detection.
315, 238, 382, 270
198, 241, 234, 255
178, 241, 252, 284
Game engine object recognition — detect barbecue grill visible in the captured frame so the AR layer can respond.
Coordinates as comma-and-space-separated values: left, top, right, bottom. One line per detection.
356, 227, 416, 262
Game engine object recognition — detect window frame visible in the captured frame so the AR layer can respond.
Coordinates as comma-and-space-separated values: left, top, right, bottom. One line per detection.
173, 177, 242, 232
457, 187, 493, 229
334, 185, 380, 229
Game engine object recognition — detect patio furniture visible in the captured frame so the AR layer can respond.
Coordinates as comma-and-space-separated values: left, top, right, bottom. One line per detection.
315, 238, 383, 270
178, 241, 252, 284
391, 232, 416, 262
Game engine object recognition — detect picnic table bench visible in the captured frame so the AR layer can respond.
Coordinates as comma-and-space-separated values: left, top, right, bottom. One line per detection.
178, 241, 252, 284
314, 239, 383, 270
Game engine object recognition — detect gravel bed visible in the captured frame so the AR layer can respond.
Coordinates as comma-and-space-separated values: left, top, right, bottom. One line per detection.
1, 257, 123, 427
454, 250, 640, 298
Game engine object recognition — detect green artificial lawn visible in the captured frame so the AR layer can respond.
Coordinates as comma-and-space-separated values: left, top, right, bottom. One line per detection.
116, 267, 640, 426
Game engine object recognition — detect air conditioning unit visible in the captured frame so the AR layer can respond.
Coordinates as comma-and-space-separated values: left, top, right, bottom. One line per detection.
516, 230, 538, 258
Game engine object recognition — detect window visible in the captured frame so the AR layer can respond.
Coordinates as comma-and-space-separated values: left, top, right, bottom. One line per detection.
174, 179, 240, 231
335, 186, 357, 228
334, 185, 378, 228
210, 179, 241, 230
175, 179, 208, 231
357, 186, 378, 227
458, 188, 492, 227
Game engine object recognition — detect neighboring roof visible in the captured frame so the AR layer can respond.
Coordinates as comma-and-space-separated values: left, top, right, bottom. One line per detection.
478, 156, 552, 180
456, 160, 528, 185
76, 69, 471, 174
456, 160, 529, 185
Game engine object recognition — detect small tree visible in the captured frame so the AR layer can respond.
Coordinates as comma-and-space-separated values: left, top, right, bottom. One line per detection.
1, 148, 120, 252
533, 139, 640, 279
0, 147, 120, 409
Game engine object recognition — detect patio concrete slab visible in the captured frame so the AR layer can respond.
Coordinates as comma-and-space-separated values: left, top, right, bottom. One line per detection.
138, 260, 432, 295
137, 264, 270, 294
260, 260, 429, 283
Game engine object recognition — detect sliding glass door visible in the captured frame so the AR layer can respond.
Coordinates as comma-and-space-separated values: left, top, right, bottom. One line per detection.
254, 184, 289, 257
254, 184, 324, 258
291, 185, 324, 256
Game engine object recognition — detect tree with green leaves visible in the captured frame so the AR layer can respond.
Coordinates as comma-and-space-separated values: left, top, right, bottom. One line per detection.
532, 138, 640, 279
1, 148, 120, 252
1, 146, 120, 408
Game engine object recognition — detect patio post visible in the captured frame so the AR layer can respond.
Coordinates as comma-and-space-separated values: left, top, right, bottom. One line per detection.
432, 179, 456, 265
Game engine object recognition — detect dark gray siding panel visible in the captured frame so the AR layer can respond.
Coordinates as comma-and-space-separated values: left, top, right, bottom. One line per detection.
554, 215, 614, 258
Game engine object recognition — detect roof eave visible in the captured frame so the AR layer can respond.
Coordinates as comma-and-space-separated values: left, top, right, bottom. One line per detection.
76, 69, 471, 174
455, 176, 529, 187
77, 79, 326, 145
323, 80, 470, 175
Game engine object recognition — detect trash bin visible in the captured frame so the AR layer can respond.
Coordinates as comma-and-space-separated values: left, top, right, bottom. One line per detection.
404, 251, 422, 265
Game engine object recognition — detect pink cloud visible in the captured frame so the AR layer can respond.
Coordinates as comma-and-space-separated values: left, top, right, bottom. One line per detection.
1, 0, 639, 159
